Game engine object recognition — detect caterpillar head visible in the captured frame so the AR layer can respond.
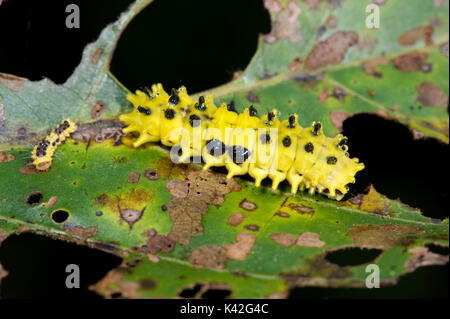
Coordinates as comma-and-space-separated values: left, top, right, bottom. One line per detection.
120, 87, 166, 147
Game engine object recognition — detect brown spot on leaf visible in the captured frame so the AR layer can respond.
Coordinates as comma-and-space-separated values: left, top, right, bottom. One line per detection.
239, 199, 257, 211
348, 224, 424, 249
331, 87, 346, 102
290, 204, 314, 216
166, 170, 240, 245
288, 56, 303, 71
326, 15, 338, 28
264, 0, 282, 13
0, 72, 28, 91
297, 232, 325, 247
346, 185, 392, 216
318, 86, 329, 103
330, 110, 351, 131
127, 172, 140, 183
270, 233, 297, 247
232, 70, 243, 80
120, 208, 144, 225
167, 197, 208, 245
144, 169, 160, 180
17, 127, 26, 136
433, 0, 447, 7
148, 254, 160, 263
416, 82, 448, 107
305, 31, 359, 70
412, 128, 425, 140
144, 229, 175, 254
363, 56, 388, 77
43, 196, 58, 207
72, 120, 125, 144
90, 100, 106, 119
247, 91, 260, 103
245, 224, 260, 232
398, 25, 433, 46
166, 180, 188, 198
91, 48, 104, 65
140, 278, 157, 290
189, 245, 228, 269
94, 188, 152, 227
393, 51, 428, 72
0, 151, 15, 163
348, 193, 364, 205
65, 225, 98, 239
276, 211, 290, 218
405, 246, 449, 272
264, 0, 302, 44
282, 254, 352, 283
89, 266, 143, 299
225, 232, 256, 261
19, 162, 39, 175
154, 156, 189, 179
227, 212, 247, 226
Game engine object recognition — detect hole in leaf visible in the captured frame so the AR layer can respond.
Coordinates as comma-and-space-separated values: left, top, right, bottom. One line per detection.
201, 288, 231, 299
325, 247, 383, 266
110, 292, 122, 299
343, 114, 449, 220
111, 0, 270, 93
425, 243, 449, 256
0, 233, 122, 298
51, 209, 70, 223
178, 284, 203, 298
288, 265, 448, 298
26, 191, 43, 206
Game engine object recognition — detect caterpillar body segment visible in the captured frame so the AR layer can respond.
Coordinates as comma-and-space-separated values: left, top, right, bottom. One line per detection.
248, 109, 280, 187
202, 102, 239, 170
31, 118, 76, 171
120, 84, 365, 200
268, 114, 302, 190
177, 95, 218, 163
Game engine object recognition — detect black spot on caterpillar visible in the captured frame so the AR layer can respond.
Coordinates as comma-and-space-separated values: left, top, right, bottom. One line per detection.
120, 84, 364, 200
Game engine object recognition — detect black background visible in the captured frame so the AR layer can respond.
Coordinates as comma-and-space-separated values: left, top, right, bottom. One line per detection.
0, 0, 448, 299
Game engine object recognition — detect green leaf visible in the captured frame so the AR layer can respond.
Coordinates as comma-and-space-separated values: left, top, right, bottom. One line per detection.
196, 0, 449, 142
0, 0, 448, 298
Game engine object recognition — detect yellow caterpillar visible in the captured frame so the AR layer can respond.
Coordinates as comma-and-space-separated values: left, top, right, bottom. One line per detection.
31, 119, 77, 171
120, 84, 364, 200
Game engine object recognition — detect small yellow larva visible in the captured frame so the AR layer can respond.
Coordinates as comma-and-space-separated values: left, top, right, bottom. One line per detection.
31, 119, 76, 171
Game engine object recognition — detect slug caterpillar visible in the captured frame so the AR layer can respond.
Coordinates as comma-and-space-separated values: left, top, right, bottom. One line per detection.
31, 119, 76, 171
120, 84, 364, 200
